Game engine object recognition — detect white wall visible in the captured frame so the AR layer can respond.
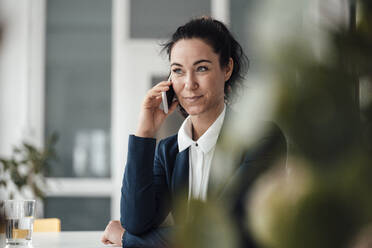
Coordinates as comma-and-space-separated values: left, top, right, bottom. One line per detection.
0, 0, 45, 157
0, 0, 29, 156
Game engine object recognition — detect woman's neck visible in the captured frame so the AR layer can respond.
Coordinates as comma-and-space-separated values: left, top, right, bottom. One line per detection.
190, 101, 225, 141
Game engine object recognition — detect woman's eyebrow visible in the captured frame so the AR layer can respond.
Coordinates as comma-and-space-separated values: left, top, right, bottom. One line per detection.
171, 59, 212, 67
193, 59, 212, 65
170, 62, 182, 67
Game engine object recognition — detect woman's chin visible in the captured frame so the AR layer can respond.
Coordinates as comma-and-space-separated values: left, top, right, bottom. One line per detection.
184, 106, 205, 116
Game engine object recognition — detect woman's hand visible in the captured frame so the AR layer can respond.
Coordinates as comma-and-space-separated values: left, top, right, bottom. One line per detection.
136, 80, 178, 138
101, 220, 125, 246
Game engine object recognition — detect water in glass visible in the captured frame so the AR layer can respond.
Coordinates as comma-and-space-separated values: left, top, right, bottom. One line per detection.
4, 200, 35, 247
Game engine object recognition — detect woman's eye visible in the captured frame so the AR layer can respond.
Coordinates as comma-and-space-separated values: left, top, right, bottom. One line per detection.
197, 66, 208, 72
172, 68, 182, 74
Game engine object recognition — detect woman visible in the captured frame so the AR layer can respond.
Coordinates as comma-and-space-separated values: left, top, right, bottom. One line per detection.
102, 16, 286, 248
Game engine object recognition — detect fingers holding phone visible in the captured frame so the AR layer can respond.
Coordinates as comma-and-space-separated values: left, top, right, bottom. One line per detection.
142, 81, 171, 109
136, 76, 178, 138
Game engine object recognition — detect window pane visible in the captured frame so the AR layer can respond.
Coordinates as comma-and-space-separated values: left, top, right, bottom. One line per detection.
130, 0, 211, 39
230, 0, 258, 70
45, 0, 111, 178
44, 197, 111, 231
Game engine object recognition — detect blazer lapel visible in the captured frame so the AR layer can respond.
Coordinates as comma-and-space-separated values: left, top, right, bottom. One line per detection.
171, 147, 189, 198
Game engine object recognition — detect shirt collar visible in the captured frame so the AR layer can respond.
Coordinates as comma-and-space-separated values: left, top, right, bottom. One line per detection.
178, 104, 226, 153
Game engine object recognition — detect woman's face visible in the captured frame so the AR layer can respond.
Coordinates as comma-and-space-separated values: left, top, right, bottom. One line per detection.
170, 38, 232, 117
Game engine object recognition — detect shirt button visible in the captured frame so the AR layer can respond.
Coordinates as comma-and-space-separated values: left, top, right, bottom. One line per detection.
195, 143, 198, 147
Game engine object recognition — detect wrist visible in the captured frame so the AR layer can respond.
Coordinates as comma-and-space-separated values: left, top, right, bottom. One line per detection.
120, 229, 125, 245
135, 129, 155, 138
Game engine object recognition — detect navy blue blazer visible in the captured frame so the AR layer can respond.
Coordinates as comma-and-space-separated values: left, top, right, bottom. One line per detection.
121, 122, 287, 248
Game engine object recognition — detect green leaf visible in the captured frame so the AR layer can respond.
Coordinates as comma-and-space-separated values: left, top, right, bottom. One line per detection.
31, 182, 45, 199
0, 159, 10, 170
13, 147, 22, 154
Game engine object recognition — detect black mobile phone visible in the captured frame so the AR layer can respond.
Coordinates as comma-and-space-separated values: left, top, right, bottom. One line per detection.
162, 74, 176, 114
166, 84, 175, 106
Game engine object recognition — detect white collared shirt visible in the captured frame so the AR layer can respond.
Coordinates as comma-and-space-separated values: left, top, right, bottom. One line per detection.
177, 105, 226, 201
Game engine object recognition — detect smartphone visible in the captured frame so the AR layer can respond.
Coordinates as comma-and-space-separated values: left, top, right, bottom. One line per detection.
162, 74, 175, 114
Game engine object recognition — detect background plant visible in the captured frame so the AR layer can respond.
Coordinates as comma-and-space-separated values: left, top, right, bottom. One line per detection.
0, 133, 58, 200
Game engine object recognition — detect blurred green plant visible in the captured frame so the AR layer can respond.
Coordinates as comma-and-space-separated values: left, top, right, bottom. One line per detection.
0, 133, 58, 199
247, 0, 372, 248
171, 199, 239, 248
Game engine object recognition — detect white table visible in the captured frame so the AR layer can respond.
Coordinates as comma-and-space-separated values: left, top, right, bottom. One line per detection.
31, 231, 121, 248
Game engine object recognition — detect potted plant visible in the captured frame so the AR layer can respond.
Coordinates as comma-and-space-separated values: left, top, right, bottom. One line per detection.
0, 133, 58, 200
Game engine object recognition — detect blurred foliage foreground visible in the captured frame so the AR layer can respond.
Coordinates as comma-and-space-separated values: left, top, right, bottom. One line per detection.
171, 1, 372, 248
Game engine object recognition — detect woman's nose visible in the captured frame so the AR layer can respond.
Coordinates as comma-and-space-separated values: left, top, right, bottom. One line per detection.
184, 72, 198, 90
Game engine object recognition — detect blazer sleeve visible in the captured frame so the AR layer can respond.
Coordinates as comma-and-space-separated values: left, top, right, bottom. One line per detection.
122, 226, 175, 248
121, 135, 172, 235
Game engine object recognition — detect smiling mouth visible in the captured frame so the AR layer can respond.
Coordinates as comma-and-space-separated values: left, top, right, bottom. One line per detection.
183, 95, 203, 103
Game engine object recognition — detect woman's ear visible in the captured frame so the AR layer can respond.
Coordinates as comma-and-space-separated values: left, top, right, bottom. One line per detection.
224, 58, 234, 82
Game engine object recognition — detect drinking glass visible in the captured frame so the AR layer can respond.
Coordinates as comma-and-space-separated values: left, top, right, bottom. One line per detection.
4, 200, 35, 247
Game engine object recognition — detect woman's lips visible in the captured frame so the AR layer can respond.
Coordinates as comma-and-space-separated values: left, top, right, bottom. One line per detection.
183, 95, 203, 103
